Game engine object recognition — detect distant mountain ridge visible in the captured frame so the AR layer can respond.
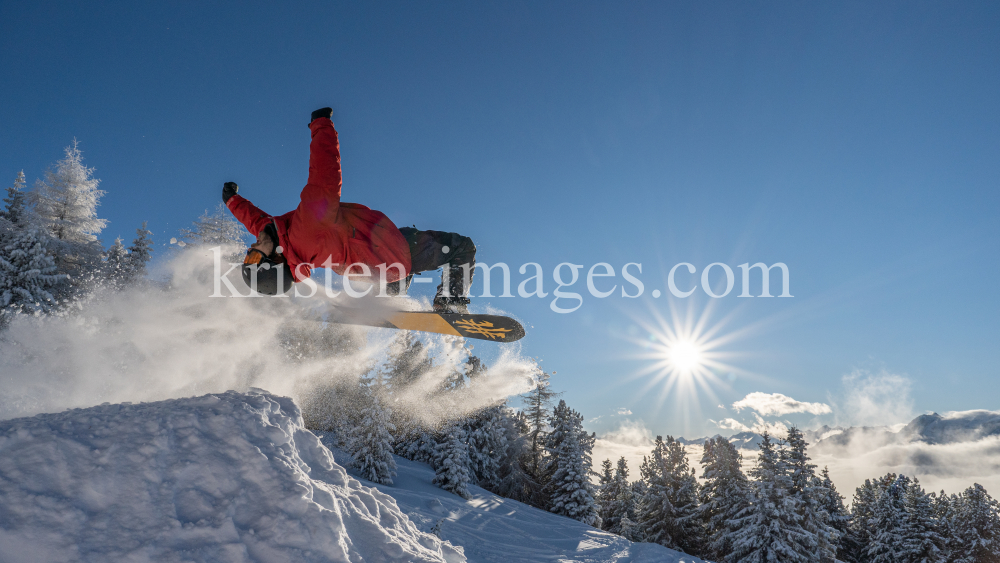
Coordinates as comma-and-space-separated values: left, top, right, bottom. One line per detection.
676, 409, 1000, 454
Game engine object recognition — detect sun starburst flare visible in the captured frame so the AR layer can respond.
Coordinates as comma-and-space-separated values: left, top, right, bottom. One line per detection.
623, 297, 755, 434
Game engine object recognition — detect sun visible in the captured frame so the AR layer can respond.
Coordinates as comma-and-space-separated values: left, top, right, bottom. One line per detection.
668, 339, 703, 373
623, 297, 752, 432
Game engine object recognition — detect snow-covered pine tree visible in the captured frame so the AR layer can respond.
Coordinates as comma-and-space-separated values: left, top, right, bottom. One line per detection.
543, 400, 599, 526
382, 331, 433, 456
348, 379, 397, 485
1, 171, 29, 229
384, 332, 433, 395
619, 513, 640, 543
598, 459, 615, 528
465, 355, 487, 381
868, 474, 911, 563
729, 432, 810, 563
521, 367, 558, 486
950, 483, 1000, 563
698, 436, 750, 562
637, 435, 703, 555
464, 403, 508, 486
783, 427, 836, 562
180, 202, 249, 248
486, 408, 539, 503
126, 221, 153, 282
600, 456, 639, 538
432, 422, 473, 499
0, 171, 31, 303
103, 237, 130, 289
31, 140, 107, 282
901, 477, 944, 563
0, 228, 67, 327
843, 477, 884, 563
814, 465, 851, 561
843, 473, 898, 563
932, 491, 959, 563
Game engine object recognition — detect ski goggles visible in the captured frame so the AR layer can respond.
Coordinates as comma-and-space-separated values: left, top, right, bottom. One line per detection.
243, 248, 268, 265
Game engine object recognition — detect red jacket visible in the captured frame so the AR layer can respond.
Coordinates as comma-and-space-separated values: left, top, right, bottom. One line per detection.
226, 117, 411, 283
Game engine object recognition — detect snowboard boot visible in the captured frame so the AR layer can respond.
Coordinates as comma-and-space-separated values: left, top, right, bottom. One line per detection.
433, 295, 471, 314
433, 265, 472, 314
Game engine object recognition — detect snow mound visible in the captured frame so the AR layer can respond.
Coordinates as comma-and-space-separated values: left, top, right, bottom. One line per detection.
0, 391, 464, 563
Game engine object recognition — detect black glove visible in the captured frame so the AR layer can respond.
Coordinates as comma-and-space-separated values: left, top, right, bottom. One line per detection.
310, 107, 333, 123
222, 182, 238, 203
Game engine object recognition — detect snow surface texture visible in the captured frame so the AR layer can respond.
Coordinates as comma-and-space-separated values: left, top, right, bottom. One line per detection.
0, 243, 536, 424
0, 390, 465, 563
319, 438, 704, 563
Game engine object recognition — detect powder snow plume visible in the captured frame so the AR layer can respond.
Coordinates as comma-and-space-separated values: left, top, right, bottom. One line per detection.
0, 244, 537, 422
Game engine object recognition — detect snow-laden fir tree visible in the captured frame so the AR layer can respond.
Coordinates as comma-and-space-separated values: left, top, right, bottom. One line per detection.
814, 465, 851, 561
843, 474, 895, 563
698, 436, 750, 562
867, 475, 911, 563
599, 456, 639, 538
103, 237, 131, 289
729, 432, 811, 563
464, 403, 509, 486
348, 379, 397, 485
1, 171, 29, 229
0, 228, 66, 327
486, 408, 539, 504
543, 400, 599, 526
949, 483, 1000, 563
31, 140, 107, 280
783, 427, 837, 562
432, 422, 473, 499
932, 490, 958, 563
0, 171, 33, 313
101, 223, 153, 289
598, 459, 615, 526
637, 435, 703, 555
522, 367, 558, 487
384, 332, 436, 458
901, 477, 944, 563
180, 202, 249, 248
384, 332, 433, 394
127, 221, 153, 282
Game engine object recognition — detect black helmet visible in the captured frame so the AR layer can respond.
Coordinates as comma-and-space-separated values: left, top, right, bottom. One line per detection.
242, 251, 294, 295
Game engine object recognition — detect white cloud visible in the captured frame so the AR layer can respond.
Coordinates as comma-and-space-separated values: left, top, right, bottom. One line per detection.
593, 419, 656, 479
616, 408, 633, 416
750, 413, 789, 436
733, 392, 832, 416
714, 418, 750, 432
837, 369, 914, 427
600, 419, 653, 447
814, 434, 1000, 497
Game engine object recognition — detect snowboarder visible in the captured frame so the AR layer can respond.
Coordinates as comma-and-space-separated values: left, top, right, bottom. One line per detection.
223, 107, 476, 313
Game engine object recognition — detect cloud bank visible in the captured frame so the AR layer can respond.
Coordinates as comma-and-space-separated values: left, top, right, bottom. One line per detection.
732, 392, 832, 416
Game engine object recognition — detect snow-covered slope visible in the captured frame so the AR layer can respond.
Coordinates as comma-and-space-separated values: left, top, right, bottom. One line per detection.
0, 391, 464, 563
0, 390, 700, 563
323, 442, 704, 563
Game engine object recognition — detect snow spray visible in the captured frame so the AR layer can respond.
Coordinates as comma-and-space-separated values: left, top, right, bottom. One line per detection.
0, 244, 538, 422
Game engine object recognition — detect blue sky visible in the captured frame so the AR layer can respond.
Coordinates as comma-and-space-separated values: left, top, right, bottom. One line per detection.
2, 1, 998, 437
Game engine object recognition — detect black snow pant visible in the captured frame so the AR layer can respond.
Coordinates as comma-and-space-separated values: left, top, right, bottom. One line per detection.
387, 227, 476, 302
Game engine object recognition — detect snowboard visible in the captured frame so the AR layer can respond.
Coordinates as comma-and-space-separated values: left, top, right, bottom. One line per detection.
327, 306, 525, 342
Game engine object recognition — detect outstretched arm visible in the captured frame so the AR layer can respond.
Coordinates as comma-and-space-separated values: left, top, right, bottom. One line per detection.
304, 114, 343, 203
226, 191, 272, 237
